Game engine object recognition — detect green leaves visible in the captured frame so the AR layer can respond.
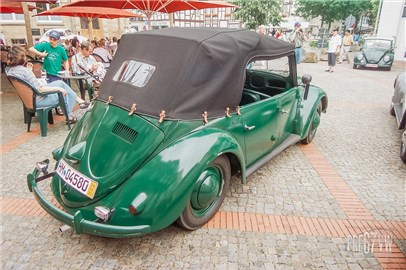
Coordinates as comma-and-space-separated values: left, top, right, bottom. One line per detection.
231, 0, 283, 30
295, 0, 373, 28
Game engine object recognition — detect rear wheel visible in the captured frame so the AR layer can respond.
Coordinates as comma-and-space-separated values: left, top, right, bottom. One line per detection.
400, 131, 406, 163
301, 103, 322, 144
177, 155, 230, 230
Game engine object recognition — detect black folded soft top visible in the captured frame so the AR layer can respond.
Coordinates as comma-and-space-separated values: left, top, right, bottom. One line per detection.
99, 27, 295, 120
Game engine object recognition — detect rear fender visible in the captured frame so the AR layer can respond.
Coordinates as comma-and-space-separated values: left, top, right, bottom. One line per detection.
106, 129, 245, 232
297, 86, 328, 138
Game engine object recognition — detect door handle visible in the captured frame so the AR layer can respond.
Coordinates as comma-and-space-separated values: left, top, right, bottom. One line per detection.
244, 124, 256, 131
280, 109, 289, 114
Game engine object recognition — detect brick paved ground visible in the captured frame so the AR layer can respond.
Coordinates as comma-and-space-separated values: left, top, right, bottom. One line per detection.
1, 59, 405, 270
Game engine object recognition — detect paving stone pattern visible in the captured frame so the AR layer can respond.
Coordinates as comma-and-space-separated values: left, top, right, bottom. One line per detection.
1, 60, 405, 269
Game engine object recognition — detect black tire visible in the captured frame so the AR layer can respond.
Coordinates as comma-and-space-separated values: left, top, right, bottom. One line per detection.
353, 64, 357, 69
177, 155, 231, 230
390, 105, 396, 116
400, 132, 406, 163
301, 103, 322, 144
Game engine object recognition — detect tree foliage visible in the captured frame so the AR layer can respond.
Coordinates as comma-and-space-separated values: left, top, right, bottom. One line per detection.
295, 0, 373, 29
231, 0, 283, 30
368, 0, 380, 28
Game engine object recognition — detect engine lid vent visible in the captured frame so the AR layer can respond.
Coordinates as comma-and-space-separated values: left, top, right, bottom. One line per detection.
112, 122, 138, 144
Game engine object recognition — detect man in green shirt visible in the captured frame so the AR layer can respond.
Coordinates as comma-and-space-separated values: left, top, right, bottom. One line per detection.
29, 30, 69, 83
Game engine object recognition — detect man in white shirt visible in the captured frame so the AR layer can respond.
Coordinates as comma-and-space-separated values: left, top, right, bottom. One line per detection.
71, 41, 105, 99
326, 29, 342, 73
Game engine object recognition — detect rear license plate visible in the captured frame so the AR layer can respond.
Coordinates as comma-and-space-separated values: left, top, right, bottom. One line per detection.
365, 64, 378, 68
56, 159, 98, 199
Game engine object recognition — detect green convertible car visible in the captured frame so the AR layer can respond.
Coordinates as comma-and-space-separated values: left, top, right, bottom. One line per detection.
27, 28, 328, 238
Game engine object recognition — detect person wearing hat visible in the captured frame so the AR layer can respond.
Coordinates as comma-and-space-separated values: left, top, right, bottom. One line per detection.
290, 22, 307, 64
28, 30, 69, 83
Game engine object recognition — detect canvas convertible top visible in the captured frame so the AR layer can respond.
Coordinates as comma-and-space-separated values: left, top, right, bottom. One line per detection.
98, 28, 295, 120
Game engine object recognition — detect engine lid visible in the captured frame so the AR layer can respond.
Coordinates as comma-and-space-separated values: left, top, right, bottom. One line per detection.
363, 48, 385, 63
59, 102, 164, 207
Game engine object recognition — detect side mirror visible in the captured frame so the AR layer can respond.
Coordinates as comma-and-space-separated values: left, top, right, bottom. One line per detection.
301, 74, 312, 100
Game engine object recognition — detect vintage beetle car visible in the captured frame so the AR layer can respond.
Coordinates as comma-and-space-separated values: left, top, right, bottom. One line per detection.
27, 28, 328, 238
390, 72, 406, 163
353, 37, 395, 71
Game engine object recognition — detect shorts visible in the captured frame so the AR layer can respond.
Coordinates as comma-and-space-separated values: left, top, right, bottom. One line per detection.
328, 53, 336, 66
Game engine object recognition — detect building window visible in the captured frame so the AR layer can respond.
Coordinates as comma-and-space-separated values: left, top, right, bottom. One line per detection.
80, 18, 100, 30
11, 38, 27, 45
0, 13, 24, 22
36, 2, 62, 22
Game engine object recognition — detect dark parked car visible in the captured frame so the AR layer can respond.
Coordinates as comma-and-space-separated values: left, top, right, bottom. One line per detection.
353, 37, 395, 71
390, 72, 406, 163
27, 28, 328, 238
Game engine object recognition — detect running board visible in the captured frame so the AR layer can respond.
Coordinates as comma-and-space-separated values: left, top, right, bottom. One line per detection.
246, 134, 302, 177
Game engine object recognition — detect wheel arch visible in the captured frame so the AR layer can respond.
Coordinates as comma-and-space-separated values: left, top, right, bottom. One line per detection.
321, 95, 328, 113
225, 152, 245, 183
108, 128, 245, 233
298, 86, 327, 139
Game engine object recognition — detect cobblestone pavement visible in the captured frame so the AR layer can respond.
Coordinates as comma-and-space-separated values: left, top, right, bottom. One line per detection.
1, 60, 405, 270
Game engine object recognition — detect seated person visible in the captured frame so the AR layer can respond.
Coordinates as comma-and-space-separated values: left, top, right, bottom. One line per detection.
93, 40, 112, 69
7, 46, 88, 124
72, 41, 106, 82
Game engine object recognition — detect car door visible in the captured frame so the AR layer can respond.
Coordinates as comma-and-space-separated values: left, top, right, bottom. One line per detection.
240, 98, 280, 166
276, 88, 300, 143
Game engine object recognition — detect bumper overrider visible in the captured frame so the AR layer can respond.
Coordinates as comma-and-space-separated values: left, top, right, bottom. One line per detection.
26, 160, 151, 238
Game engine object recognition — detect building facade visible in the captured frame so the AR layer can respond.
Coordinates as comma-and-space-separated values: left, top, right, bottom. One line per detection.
0, 0, 137, 45
0, 0, 238, 46
376, 0, 405, 61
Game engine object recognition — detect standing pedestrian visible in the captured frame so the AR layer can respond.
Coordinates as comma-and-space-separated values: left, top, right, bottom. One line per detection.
290, 22, 307, 64
256, 25, 268, 69
339, 30, 353, 64
326, 28, 342, 73
109, 37, 118, 56
28, 30, 69, 83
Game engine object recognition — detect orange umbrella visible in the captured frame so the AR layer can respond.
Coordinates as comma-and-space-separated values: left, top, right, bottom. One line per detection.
65, 0, 237, 30
35, 6, 144, 39
1, 2, 36, 13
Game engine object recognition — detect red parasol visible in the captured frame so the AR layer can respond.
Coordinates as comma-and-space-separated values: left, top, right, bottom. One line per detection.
65, 0, 237, 30
35, 6, 144, 39
1, 2, 36, 13
2, 0, 58, 3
